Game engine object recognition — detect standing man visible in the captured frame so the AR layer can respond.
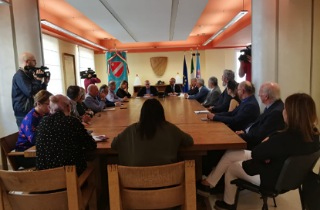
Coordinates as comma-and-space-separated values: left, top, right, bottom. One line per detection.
207, 81, 260, 131
12, 52, 49, 127
84, 69, 101, 92
164, 77, 182, 96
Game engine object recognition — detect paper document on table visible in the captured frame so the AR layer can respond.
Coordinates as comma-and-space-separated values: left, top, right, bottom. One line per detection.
194, 110, 210, 114
93, 135, 108, 142
103, 108, 115, 111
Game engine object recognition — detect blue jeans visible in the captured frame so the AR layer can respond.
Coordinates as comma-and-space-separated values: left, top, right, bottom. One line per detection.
15, 116, 25, 129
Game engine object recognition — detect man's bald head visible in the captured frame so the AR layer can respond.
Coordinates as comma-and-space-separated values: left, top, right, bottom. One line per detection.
259, 82, 281, 105
88, 84, 99, 97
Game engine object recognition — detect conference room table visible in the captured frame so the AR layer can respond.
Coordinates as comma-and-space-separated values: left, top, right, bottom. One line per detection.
25, 95, 246, 178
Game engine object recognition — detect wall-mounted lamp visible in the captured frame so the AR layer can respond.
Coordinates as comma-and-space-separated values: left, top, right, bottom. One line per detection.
202, 10, 248, 46
41, 20, 108, 51
0, 0, 10, 6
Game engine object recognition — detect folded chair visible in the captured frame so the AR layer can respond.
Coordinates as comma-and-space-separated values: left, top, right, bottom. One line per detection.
231, 150, 320, 210
107, 160, 196, 210
0, 165, 97, 210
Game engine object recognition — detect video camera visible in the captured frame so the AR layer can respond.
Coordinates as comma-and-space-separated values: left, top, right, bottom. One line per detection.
80, 68, 97, 79
24, 66, 50, 78
238, 45, 251, 62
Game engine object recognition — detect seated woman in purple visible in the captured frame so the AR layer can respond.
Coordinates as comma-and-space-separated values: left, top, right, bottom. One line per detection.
15, 90, 52, 168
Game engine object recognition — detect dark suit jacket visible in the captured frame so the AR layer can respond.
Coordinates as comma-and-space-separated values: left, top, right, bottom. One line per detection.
213, 95, 260, 131
187, 86, 199, 95
211, 88, 232, 113
137, 86, 158, 97
240, 99, 285, 150
164, 84, 182, 96
188, 86, 209, 103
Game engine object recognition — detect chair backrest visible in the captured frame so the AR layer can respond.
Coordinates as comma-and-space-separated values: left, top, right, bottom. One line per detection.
275, 150, 320, 192
107, 160, 196, 210
0, 132, 20, 170
0, 165, 96, 210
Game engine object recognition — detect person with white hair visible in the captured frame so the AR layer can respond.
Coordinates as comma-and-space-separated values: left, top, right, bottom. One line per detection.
184, 78, 209, 103
36, 94, 96, 175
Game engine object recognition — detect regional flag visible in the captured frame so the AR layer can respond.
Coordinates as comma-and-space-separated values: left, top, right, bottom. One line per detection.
182, 55, 189, 93
107, 51, 129, 89
196, 52, 201, 79
190, 56, 195, 79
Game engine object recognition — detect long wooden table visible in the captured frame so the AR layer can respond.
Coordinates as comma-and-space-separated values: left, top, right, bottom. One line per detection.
25, 96, 246, 157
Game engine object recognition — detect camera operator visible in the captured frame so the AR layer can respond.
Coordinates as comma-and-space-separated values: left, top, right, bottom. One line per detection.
12, 52, 50, 127
238, 45, 252, 82
84, 68, 101, 92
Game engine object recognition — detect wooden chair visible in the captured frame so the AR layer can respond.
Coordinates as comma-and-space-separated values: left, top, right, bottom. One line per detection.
231, 150, 320, 210
0, 132, 24, 170
107, 160, 196, 210
0, 165, 97, 210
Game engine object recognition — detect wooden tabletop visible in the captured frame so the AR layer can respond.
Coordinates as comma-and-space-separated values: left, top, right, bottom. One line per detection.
24, 96, 246, 157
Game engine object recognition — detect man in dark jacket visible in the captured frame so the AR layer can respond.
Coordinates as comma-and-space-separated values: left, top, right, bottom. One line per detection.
209, 69, 235, 113
236, 82, 285, 150
12, 52, 49, 127
207, 81, 260, 131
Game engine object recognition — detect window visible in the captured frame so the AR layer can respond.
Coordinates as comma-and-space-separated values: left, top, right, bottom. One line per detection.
42, 34, 64, 94
77, 46, 95, 87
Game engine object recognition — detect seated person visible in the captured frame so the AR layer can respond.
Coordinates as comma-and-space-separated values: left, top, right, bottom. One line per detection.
67, 85, 91, 123
107, 80, 127, 102
226, 80, 241, 112
209, 69, 235, 113
184, 78, 209, 103
207, 81, 260, 131
188, 78, 199, 95
36, 94, 97, 175
164, 77, 181, 96
236, 82, 285, 150
137, 80, 158, 97
100, 84, 121, 107
116, 80, 132, 98
84, 84, 106, 113
112, 99, 194, 166
15, 90, 52, 168
76, 87, 94, 118
200, 93, 319, 210
202, 76, 221, 107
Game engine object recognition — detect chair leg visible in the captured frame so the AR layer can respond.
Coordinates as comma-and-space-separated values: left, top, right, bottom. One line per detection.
298, 186, 305, 210
272, 196, 277, 207
262, 196, 268, 210
233, 187, 241, 210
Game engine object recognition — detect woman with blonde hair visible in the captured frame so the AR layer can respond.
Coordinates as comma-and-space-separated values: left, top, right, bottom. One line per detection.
15, 90, 52, 168
36, 94, 96, 175
199, 93, 319, 210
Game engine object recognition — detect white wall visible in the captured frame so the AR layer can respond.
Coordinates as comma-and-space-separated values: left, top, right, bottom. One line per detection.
252, 0, 320, 115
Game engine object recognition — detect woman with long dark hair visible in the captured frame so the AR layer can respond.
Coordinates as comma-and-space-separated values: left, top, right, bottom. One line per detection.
112, 98, 194, 166
199, 93, 319, 210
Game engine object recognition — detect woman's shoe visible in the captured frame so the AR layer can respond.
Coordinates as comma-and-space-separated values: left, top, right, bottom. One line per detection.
214, 200, 235, 210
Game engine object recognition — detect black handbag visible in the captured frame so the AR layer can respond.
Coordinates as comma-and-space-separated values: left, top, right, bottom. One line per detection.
302, 171, 320, 210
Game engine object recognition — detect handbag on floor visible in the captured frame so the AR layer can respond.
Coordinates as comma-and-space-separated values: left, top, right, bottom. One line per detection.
302, 171, 320, 210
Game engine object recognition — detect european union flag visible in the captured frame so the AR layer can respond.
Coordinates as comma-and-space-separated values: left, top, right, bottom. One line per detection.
107, 51, 129, 89
183, 55, 189, 93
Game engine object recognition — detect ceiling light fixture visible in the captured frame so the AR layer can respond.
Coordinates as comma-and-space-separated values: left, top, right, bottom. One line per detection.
41, 20, 108, 51
202, 10, 248, 46
0, 0, 10, 6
